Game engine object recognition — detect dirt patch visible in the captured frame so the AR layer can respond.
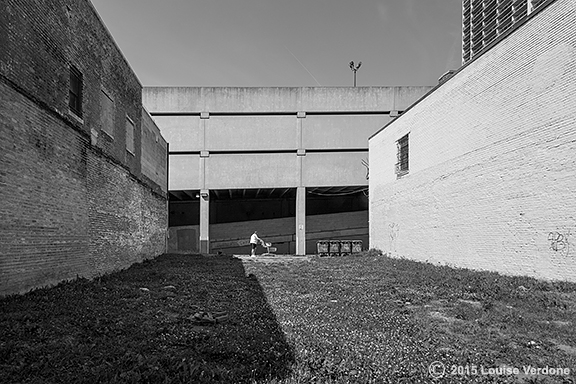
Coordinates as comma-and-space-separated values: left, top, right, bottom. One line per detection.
550, 339, 576, 356
457, 299, 483, 308
429, 311, 460, 323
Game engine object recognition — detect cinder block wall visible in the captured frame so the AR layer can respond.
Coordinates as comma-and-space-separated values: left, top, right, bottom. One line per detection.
369, 0, 576, 281
0, 0, 168, 295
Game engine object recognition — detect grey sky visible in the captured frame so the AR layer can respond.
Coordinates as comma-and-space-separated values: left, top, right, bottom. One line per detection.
90, 0, 463, 87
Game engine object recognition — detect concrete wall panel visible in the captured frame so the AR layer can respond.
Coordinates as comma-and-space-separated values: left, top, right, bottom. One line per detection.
169, 155, 201, 190
152, 115, 201, 152
145, 86, 432, 193
299, 87, 395, 111
205, 154, 299, 189
394, 86, 432, 110
142, 87, 203, 112
303, 152, 369, 187
144, 87, 300, 113
206, 115, 296, 150
143, 86, 433, 114
303, 114, 391, 149
199, 88, 300, 112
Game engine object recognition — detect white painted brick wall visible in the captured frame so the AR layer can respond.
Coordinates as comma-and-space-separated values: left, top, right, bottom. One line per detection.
369, 0, 576, 281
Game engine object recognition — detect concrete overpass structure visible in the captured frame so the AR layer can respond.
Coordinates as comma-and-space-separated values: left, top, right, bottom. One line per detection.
143, 87, 432, 255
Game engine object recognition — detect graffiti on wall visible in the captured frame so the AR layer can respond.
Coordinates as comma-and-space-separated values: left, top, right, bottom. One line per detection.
548, 230, 570, 257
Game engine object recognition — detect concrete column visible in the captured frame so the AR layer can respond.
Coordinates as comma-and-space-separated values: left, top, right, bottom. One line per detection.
296, 186, 306, 255
199, 189, 209, 254
296, 111, 306, 255
199, 112, 209, 254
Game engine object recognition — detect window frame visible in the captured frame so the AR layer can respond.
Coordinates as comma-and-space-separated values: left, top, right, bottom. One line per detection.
100, 89, 115, 139
68, 65, 83, 118
395, 133, 409, 178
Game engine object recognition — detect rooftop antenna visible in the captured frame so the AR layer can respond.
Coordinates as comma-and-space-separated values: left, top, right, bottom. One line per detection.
349, 61, 362, 87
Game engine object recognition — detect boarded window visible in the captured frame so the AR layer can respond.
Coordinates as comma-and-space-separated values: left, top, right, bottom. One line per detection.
396, 133, 409, 177
69, 66, 82, 117
126, 116, 135, 154
101, 90, 114, 138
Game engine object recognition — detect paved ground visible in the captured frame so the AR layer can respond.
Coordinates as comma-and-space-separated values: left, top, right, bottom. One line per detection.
233, 254, 312, 263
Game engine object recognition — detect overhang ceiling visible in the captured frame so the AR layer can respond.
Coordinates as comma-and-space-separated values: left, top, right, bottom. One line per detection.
168, 186, 367, 201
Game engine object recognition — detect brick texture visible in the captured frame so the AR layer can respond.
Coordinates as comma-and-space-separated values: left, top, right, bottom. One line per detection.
369, 0, 576, 281
0, 0, 144, 174
0, 0, 167, 295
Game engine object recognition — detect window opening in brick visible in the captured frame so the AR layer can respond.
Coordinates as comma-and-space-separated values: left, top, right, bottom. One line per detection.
396, 133, 409, 177
100, 89, 114, 138
126, 115, 135, 154
69, 66, 83, 117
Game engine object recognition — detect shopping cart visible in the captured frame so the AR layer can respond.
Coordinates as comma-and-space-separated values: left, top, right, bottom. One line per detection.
261, 241, 277, 256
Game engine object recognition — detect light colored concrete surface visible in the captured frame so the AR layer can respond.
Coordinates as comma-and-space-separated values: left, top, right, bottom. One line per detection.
143, 87, 432, 113
235, 254, 313, 263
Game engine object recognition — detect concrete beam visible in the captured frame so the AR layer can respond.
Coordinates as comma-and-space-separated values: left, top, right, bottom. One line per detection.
182, 190, 196, 199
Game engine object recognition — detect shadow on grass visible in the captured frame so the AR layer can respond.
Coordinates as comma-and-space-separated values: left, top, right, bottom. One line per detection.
0, 253, 295, 383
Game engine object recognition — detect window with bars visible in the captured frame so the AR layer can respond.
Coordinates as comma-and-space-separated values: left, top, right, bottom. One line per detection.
396, 133, 409, 177
69, 66, 83, 117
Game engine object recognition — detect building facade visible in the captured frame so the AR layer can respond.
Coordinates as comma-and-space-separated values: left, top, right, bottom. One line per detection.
143, 87, 431, 255
462, 0, 548, 63
370, 0, 576, 281
0, 0, 168, 295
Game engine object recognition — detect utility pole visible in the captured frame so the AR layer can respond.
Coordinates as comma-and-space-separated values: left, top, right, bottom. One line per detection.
349, 61, 362, 87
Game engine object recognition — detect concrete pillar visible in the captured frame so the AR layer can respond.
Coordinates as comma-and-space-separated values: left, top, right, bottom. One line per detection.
199, 189, 209, 254
296, 188, 306, 255
296, 111, 306, 255
199, 112, 210, 254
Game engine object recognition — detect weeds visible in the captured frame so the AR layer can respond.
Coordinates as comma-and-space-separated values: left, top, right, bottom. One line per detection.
1, 252, 576, 383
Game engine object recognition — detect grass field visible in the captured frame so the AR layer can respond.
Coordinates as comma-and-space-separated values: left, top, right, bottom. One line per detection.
1, 251, 575, 383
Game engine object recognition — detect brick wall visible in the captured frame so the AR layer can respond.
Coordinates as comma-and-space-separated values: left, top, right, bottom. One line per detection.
87, 149, 167, 276
0, 79, 167, 295
369, 0, 576, 281
0, 0, 167, 296
0, 0, 145, 175
0, 82, 91, 294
